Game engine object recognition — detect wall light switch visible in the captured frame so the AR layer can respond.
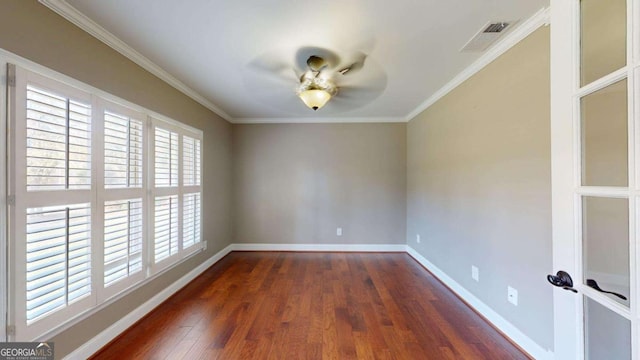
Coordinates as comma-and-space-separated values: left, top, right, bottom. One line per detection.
416, 234, 421, 244
471, 266, 479, 282
508, 286, 518, 306
337, 227, 342, 236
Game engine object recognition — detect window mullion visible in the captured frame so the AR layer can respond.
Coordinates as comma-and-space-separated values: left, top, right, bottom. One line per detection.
65, 207, 70, 305
65, 98, 70, 189
126, 120, 131, 188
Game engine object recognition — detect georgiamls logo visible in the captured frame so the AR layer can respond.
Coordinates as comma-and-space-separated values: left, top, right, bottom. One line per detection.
35, 343, 53, 356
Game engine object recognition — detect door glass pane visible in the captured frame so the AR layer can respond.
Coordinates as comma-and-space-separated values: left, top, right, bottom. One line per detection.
584, 297, 631, 360
581, 80, 628, 186
581, 0, 626, 86
583, 197, 630, 307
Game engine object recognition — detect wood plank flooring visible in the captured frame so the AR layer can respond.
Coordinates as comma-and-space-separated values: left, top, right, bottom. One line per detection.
91, 252, 531, 359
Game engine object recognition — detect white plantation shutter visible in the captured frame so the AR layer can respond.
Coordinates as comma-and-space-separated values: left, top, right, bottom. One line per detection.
104, 111, 143, 188
26, 203, 91, 322
183, 136, 201, 186
104, 199, 143, 287
155, 128, 178, 187
26, 85, 91, 191
183, 193, 201, 249
10, 65, 97, 340
151, 123, 203, 271
98, 103, 147, 299
182, 135, 202, 252
154, 195, 179, 262
9, 64, 203, 341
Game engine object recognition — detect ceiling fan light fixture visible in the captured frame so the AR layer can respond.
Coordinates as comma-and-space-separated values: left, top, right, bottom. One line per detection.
298, 89, 332, 111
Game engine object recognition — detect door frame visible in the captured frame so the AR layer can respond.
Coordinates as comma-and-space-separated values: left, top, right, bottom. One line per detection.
550, 0, 581, 358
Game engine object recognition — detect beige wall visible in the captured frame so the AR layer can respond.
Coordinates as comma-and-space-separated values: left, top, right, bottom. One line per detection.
233, 123, 407, 245
0, 1, 233, 358
406, 27, 553, 350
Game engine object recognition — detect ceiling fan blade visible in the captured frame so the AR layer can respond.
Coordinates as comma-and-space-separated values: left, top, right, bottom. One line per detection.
337, 51, 367, 75
246, 60, 298, 88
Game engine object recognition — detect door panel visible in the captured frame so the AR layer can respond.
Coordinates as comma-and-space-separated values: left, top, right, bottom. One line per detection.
580, 80, 628, 187
582, 196, 630, 306
580, 0, 626, 86
584, 297, 632, 360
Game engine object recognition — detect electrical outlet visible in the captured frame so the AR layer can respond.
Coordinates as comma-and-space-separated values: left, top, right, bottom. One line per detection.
416, 234, 421, 244
508, 286, 518, 306
471, 266, 479, 282
336, 227, 342, 236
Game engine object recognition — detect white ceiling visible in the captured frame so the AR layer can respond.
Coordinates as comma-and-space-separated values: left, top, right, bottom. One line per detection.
57, 0, 548, 123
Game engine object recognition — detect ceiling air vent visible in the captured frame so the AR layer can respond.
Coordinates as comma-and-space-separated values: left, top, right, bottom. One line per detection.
483, 22, 509, 33
460, 20, 516, 52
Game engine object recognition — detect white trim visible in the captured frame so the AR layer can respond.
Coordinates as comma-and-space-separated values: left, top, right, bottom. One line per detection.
233, 117, 406, 124
230, 243, 407, 252
404, 7, 551, 122
549, 2, 580, 354
63, 244, 234, 360
38, 0, 232, 123
405, 246, 554, 360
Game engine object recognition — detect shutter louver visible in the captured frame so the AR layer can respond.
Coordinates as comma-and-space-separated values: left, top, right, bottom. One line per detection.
26, 203, 91, 322
26, 86, 91, 191
154, 128, 178, 187
104, 199, 143, 287
183, 193, 201, 249
195, 139, 201, 186
183, 136, 201, 186
154, 195, 178, 262
104, 112, 143, 188
183, 136, 194, 186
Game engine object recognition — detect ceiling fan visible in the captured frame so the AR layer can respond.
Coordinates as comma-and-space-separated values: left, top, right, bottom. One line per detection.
245, 47, 387, 113
296, 51, 366, 111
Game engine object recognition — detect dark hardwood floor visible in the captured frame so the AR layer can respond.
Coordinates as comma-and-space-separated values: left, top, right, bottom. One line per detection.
91, 252, 531, 359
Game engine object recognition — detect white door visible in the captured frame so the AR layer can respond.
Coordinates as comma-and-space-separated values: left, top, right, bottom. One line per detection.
551, 0, 639, 359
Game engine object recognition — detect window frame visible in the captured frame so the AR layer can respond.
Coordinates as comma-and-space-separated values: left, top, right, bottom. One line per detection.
95, 99, 148, 302
9, 65, 98, 341
5, 58, 204, 341
149, 119, 204, 275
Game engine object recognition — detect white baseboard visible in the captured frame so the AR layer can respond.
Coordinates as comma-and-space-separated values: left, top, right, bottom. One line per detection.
230, 243, 407, 252
66, 243, 553, 360
64, 244, 234, 360
405, 246, 554, 360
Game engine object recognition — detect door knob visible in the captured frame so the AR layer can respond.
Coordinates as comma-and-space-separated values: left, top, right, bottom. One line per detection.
547, 270, 578, 293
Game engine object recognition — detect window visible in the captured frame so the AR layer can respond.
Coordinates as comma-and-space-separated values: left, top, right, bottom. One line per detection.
98, 103, 147, 300
26, 203, 92, 322
8, 64, 203, 341
104, 111, 143, 189
26, 85, 92, 191
103, 198, 143, 287
183, 192, 201, 249
150, 122, 203, 273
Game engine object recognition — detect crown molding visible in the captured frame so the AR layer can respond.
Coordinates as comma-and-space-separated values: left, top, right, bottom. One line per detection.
38, 0, 233, 123
40, 0, 549, 125
233, 116, 405, 124
404, 6, 551, 122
